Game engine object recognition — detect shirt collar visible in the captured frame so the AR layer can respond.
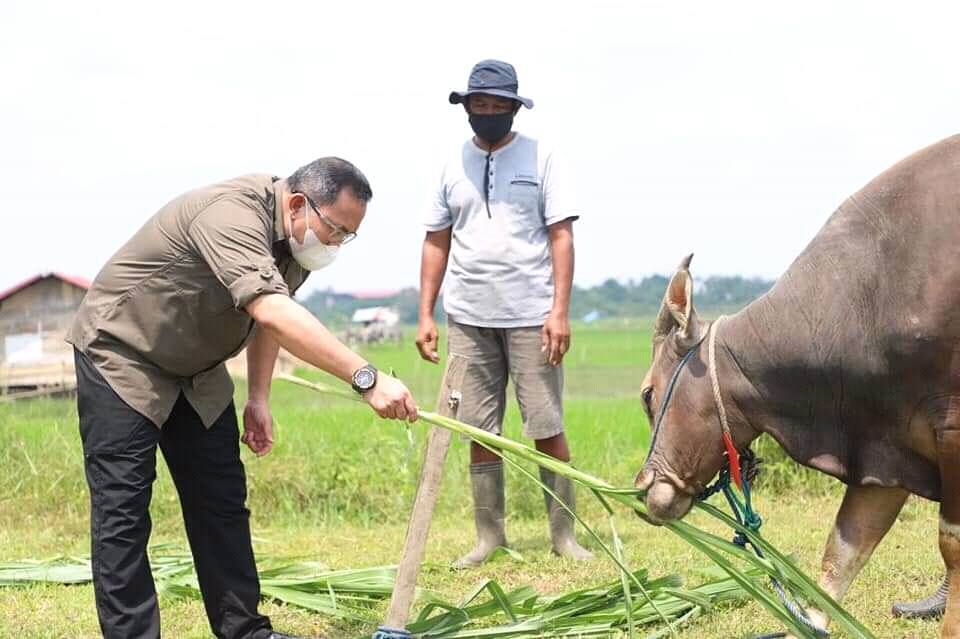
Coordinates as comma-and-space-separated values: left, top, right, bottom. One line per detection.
469, 131, 521, 156
271, 177, 286, 242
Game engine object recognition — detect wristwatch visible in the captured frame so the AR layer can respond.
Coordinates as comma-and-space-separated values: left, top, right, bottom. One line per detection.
351, 364, 378, 394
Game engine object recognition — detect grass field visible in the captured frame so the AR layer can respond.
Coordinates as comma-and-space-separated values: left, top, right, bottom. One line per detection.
0, 321, 948, 638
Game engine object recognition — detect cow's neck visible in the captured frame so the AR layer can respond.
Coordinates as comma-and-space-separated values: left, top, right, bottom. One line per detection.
717, 275, 860, 480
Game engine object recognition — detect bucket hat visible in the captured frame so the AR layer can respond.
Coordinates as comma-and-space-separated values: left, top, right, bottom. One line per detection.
448, 59, 534, 109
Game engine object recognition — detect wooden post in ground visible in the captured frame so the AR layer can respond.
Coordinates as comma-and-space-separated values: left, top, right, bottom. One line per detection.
377, 353, 469, 638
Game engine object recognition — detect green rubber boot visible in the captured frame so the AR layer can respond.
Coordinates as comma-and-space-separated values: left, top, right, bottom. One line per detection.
452, 461, 508, 569
540, 467, 593, 561
891, 575, 949, 619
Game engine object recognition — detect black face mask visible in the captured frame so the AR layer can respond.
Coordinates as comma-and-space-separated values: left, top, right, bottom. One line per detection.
469, 112, 514, 146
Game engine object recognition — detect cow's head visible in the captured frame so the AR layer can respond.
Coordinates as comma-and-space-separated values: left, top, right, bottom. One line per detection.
635, 254, 731, 524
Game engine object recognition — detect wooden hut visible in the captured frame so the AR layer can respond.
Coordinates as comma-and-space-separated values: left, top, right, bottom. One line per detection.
0, 273, 90, 397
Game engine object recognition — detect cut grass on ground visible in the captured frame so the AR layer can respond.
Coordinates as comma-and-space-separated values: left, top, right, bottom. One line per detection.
0, 497, 944, 638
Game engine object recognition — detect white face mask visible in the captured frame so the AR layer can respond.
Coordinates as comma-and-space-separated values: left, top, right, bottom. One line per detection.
288, 206, 340, 271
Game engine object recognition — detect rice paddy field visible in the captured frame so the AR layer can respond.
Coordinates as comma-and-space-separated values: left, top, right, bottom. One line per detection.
0, 320, 946, 638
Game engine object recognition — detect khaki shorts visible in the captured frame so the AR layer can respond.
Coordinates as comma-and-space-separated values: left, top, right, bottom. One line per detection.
447, 319, 564, 441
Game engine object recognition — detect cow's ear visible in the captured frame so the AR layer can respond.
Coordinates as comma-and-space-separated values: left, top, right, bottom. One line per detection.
666, 255, 704, 348
666, 260, 694, 334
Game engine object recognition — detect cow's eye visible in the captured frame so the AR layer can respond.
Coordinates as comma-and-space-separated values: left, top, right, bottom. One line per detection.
641, 386, 654, 415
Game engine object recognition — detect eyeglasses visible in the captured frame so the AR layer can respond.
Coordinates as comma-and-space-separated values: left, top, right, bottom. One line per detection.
302, 193, 358, 245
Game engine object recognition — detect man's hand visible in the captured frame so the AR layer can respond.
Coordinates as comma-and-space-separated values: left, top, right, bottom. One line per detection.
541, 310, 571, 366
241, 399, 274, 456
363, 374, 419, 422
415, 317, 440, 363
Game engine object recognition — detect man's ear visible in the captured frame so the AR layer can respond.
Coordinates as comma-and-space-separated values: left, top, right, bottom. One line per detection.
288, 193, 308, 219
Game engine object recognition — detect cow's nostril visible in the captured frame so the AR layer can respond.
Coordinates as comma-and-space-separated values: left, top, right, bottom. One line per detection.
635, 468, 655, 492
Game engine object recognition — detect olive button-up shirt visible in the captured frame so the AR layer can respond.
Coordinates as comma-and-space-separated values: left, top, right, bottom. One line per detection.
67, 174, 308, 427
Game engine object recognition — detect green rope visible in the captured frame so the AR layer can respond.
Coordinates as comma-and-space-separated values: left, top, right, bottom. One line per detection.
701, 463, 828, 637
722, 472, 763, 547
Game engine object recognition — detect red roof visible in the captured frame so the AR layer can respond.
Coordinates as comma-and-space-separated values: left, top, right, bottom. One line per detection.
0, 272, 91, 303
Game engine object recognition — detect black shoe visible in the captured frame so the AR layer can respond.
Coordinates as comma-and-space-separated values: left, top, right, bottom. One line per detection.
891, 575, 949, 619
267, 632, 309, 639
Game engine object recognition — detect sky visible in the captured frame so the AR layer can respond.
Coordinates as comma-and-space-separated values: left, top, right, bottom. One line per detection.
2, 1, 959, 299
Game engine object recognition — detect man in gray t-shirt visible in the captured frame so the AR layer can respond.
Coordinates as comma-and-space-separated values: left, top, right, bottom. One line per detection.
417, 59, 592, 567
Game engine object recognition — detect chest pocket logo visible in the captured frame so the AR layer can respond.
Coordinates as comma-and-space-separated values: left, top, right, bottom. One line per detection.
508, 177, 540, 214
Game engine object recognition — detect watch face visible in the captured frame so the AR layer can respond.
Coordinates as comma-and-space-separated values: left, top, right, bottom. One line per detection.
355, 367, 376, 389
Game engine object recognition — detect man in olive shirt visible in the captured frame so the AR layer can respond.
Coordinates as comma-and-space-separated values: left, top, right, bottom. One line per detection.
67, 157, 417, 639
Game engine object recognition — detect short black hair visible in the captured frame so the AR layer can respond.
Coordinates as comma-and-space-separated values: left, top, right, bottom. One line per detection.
287, 157, 373, 205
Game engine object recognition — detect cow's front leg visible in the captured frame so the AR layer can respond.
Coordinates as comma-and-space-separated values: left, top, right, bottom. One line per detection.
937, 429, 960, 639
803, 484, 908, 633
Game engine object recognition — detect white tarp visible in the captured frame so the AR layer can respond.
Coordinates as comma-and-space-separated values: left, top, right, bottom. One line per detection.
350, 307, 399, 325
4, 332, 43, 365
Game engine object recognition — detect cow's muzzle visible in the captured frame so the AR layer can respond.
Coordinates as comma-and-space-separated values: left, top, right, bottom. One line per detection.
635, 467, 695, 524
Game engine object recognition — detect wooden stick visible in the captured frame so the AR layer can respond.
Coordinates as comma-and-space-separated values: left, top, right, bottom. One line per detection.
380, 353, 468, 633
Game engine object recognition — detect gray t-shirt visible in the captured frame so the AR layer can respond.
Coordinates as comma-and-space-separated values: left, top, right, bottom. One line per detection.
425, 133, 580, 328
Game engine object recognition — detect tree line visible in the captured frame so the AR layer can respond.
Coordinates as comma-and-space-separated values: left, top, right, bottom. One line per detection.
301, 274, 776, 328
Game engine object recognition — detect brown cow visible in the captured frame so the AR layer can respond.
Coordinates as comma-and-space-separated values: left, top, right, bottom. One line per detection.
635, 133, 960, 638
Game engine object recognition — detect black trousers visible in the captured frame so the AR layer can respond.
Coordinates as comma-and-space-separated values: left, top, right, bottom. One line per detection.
75, 350, 272, 639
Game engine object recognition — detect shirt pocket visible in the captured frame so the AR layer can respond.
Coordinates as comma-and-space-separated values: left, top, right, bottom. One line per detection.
508, 177, 541, 215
